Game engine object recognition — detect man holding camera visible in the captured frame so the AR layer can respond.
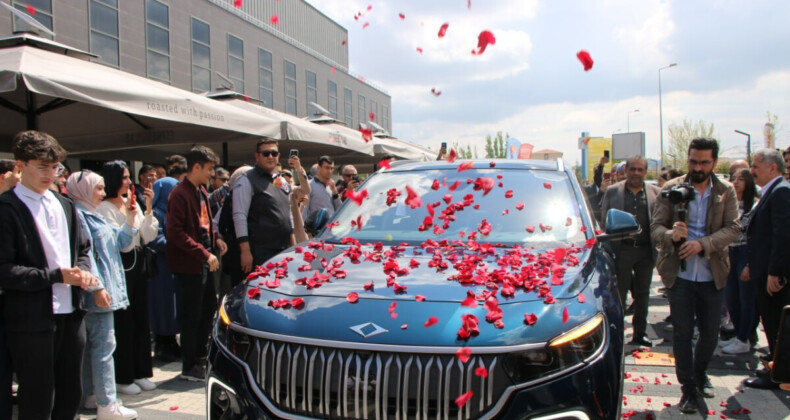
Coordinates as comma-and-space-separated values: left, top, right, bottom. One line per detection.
742, 149, 790, 389
600, 155, 660, 347
651, 138, 740, 413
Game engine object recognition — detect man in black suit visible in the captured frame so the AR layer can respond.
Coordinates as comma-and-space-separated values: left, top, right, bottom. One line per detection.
600, 155, 660, 347
744, 148, 790, 389
0, 131, 97, 420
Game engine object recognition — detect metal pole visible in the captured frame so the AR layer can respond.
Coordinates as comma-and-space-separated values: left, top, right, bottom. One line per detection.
658, 63, 677, 169
735, 130, 751, 165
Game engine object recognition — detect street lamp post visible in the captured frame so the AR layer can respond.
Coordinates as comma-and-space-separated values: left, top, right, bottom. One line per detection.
658, 63, 677, 169
734, 130, 751, 164
627, 109, 639, 133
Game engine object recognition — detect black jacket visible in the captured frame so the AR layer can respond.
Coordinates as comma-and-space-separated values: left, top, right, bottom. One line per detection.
747, 178, 790, 282
0, 188, 91, 332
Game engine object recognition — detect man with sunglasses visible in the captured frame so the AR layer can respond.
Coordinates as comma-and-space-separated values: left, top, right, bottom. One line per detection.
651, 138, 740, 414
233, 139, 295, 273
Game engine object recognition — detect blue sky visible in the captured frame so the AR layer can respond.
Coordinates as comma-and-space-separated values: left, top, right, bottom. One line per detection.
308, 0, 790, 164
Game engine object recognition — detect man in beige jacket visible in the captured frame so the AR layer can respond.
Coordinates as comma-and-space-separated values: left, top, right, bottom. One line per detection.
651, 138, 740, 414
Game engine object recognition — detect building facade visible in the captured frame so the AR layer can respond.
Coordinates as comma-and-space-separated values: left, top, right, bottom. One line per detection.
0, 0, 392, 131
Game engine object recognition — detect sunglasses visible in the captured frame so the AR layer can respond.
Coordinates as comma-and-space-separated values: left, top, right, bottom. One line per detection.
257, 150, 280, 157
217, 177, 229, 182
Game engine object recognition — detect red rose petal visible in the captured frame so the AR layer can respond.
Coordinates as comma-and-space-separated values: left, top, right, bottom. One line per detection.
562, 307, 569, 323
360, 126, 373, 142
169, 406, 179, 411
577, 294, 586, 303
457, 161, 474, 172
424, 316, 438, 327
398, 13, 405, 19
576, 50, 594, 71
438, 23, 449, 38
525, 225, 535, 233
455, 347, 472, 363
270, 14, 279, 25
446, 149, 457, 163
345, 188, 369, 206
471, 30, 496, 55
448, 180, 461, 190
404, 185, 422, 209
515, 202, 525, 210
346, 292, 359, 303
233, 0, 241, 8
524, 313, 538, 325
504, 190, 513, 198
416, 47, 423, 54
248, 287, 261, 299
455, 391, 473, 408
401, 323, 408, 329
543, 182, 552, 189
431, 87, 442, 97
369, 112, 376, 121
475, 366, 488, 377
415, 295, 426, 302
377, 158, 391, 169
362, 22, 370, 29
291, 297, 305, 309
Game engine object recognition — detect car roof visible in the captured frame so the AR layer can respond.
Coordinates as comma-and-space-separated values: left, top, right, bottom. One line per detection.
384, 159, 563, 172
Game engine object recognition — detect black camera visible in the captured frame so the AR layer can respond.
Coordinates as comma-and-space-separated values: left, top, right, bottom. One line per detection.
351, 175, 361, 183
661, 183, 695, 204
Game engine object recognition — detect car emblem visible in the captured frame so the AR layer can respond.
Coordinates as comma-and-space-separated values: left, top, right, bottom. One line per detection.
349, 322, 388, 338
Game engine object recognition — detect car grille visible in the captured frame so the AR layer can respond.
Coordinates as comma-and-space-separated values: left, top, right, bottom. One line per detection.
249, 337, 510, 420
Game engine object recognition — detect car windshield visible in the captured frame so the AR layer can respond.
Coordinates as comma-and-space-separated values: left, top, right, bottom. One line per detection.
318, 167, 588, 246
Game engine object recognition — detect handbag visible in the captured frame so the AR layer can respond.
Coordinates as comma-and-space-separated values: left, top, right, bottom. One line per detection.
771, 303, 790, 383
143, 246, 158, 278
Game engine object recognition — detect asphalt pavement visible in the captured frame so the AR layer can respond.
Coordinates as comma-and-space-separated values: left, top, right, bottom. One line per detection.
64, 273, 790, 420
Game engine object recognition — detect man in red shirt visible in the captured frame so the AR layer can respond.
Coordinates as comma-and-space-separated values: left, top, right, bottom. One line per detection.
166, 145, 227, 381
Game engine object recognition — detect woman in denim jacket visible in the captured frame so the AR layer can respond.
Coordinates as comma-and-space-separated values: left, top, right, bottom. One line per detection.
67, 171, 138, 419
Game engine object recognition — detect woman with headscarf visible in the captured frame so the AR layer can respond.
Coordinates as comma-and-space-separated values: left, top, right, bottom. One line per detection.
66, 170, 138, 419
147, 176, 181, 362
97, 161, 159, 395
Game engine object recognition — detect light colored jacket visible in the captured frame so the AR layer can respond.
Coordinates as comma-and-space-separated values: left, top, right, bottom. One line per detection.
650, 175, 740, 290
76, 205, 134, 312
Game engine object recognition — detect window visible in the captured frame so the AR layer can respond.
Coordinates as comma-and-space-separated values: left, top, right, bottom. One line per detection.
370, 100, 378, 123
284, 60, 297, 116
145, 0, 170, 82
357, 94, 365, 128
258, 48, 273, 108
383, 105, 389, 131
227, 34, 244, 93
190, 18, 210, 92
89, 0, 119, 67
306, 71, 317, 113
327, 81, 338, 119
12, 0, 53, 38
343, 88, 353, 127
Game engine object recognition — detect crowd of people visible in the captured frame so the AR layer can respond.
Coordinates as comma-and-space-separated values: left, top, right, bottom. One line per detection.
0, 130, 788, 419
0, 130, 382, 420
586, 139, 790, 413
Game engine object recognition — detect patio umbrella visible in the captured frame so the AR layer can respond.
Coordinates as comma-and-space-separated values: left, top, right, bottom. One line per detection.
0, 34, 282, 164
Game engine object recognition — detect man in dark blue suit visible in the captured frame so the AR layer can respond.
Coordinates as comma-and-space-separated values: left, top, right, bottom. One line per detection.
744, 148, 790, 389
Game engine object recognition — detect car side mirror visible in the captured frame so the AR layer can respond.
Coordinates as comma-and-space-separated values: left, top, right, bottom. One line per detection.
597, 209, 641, 242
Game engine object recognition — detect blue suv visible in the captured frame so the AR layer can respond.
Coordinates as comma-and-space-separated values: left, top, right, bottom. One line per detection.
208, 159, 637, 420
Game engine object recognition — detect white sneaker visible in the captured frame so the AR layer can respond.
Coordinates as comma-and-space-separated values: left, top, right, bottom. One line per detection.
116, 382, 142, 395
84, 394, 97, 409
718, 337, 737, 348
722, 339, 751, 354
97, 401, 138, 420
133, 378, 157, 391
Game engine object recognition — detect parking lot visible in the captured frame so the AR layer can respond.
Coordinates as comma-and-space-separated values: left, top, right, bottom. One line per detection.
71, 273, 790, 420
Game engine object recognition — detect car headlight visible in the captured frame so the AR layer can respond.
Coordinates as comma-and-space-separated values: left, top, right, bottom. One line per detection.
215, 297, 252, 361
502, 314, 605, 384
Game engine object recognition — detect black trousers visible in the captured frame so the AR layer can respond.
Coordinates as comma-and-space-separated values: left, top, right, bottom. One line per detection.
0, 300, 12, 420
755, 275, 790, 359
668, 278, 723, 394
614, 246, 654, 337
114, 250, 153, 383
176, 267, 217, 372
6, 310, 86, 420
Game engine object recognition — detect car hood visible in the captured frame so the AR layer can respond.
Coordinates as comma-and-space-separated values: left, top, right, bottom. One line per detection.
229, 243, 601, 347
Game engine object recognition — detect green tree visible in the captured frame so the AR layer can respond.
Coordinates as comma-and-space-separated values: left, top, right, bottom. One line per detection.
715, 161, 731, 175
452, 141, 478, 159
484, 131, 508, 158
664, 119, 716, 168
